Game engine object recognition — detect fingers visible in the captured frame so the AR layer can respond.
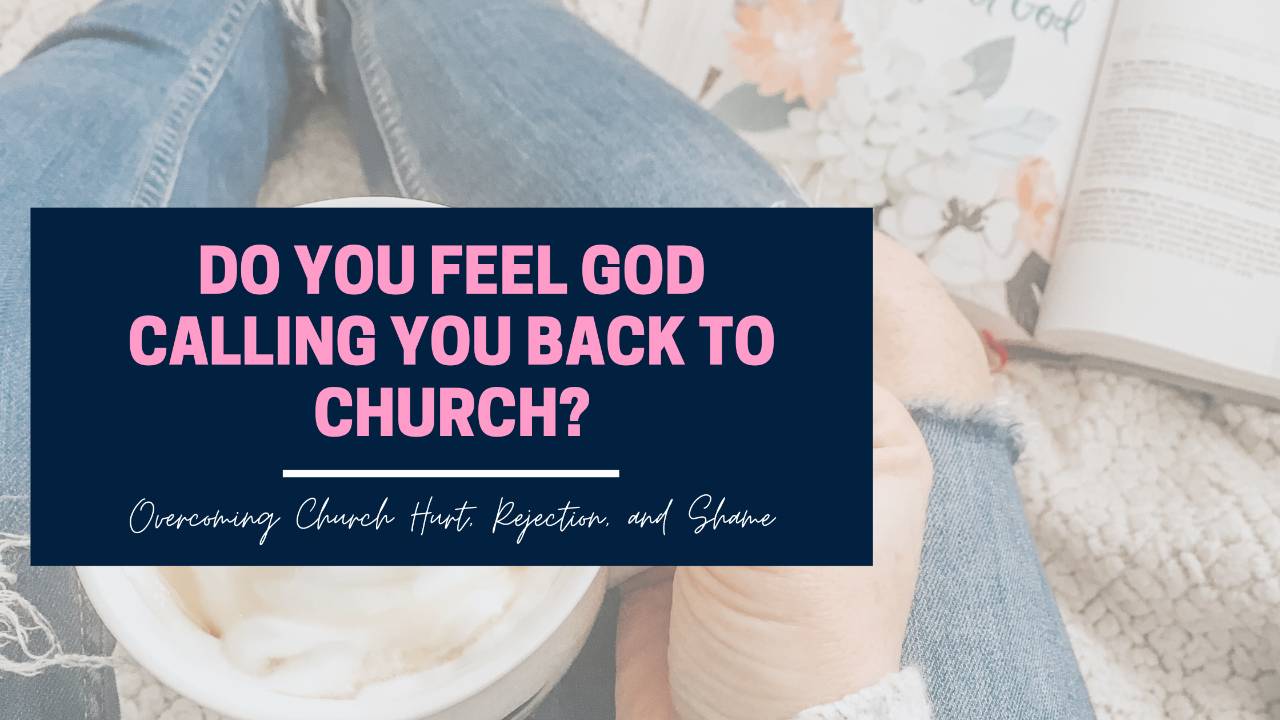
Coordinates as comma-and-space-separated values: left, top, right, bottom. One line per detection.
615, 570, 678, 720
872, 232, 993, 405
618, 566, 676, 593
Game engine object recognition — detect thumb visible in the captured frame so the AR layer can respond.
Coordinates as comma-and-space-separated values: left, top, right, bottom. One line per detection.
615, 569, 678, 720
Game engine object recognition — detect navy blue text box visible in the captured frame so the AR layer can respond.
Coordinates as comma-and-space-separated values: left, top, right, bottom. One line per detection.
31, 208, 870, 565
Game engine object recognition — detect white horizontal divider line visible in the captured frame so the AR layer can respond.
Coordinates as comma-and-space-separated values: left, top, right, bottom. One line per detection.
281, 469, 620, 479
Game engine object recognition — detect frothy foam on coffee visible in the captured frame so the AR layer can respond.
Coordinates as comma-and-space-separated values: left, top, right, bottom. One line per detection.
162, 566, 557, 698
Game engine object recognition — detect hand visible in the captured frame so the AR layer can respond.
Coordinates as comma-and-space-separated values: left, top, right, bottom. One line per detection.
614, 385, 933, 720
614, 232, 992, 720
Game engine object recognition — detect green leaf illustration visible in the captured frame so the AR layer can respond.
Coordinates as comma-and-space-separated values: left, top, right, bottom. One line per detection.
709, 84, 804, 132
962, 36, 1015, 99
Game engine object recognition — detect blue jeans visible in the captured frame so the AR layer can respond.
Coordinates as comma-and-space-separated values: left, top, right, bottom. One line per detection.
0, 1, 1091, 718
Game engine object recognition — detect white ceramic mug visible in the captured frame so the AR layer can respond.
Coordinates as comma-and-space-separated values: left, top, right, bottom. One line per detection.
77, 566, 606, 720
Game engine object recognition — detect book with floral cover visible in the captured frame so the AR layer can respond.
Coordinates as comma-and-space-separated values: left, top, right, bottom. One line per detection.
634, 0, 1280, 401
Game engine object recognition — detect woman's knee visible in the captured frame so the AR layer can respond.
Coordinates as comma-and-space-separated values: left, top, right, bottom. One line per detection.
872, 233, 993, 405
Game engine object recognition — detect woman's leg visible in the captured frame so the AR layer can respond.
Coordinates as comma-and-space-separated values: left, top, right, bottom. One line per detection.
314, 0, 1091, 713
0, 1, 296, 715
874, 237, 1094, 718
319, 0, 802, 207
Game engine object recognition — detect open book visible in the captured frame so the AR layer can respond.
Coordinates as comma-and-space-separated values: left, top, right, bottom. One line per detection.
632, 0, 1280, 401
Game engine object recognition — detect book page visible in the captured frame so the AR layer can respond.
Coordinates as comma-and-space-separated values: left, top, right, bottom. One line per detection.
1038, 0, 1280, 389
860, 0, 1115, 338
636, 0, 1115, 338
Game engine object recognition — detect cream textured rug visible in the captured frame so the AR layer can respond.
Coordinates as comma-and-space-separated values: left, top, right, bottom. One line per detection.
2, 1, 1278, 718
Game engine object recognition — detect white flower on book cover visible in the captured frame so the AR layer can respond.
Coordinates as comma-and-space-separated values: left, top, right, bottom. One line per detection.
707, 0, 1063, 332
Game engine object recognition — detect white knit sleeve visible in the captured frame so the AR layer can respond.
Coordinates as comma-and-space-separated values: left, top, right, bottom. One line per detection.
791, 668, 932, 720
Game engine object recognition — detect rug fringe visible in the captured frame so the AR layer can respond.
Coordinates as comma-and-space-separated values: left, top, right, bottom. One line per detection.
0, 533, 114, 676
277, 0, 327, 91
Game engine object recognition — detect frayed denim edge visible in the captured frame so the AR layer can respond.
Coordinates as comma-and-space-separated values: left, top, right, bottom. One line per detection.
907, 401, 1024, 464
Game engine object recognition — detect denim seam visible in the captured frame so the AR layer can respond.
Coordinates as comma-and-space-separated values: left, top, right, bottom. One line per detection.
128, 0, 261, 207
342, 0, 427, 200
